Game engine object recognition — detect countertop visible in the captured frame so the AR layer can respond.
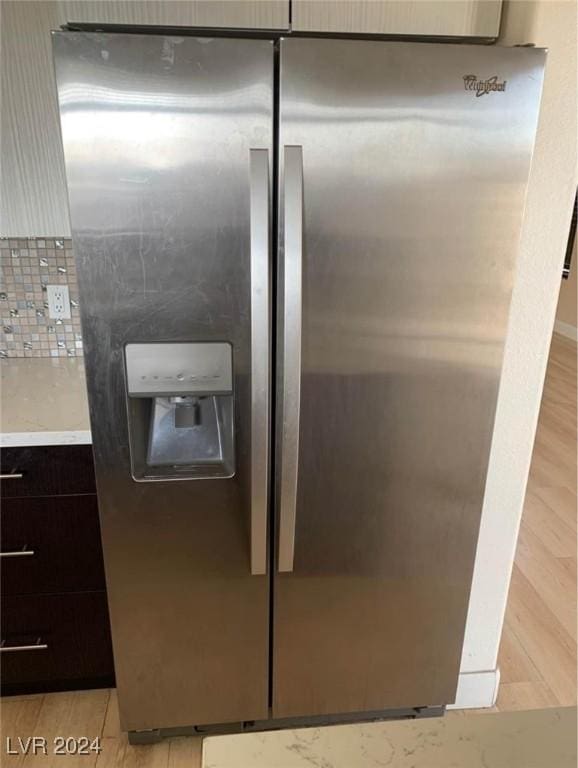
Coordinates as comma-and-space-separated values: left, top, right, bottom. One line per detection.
202, 707, 576, 768
1, 358, 92, 447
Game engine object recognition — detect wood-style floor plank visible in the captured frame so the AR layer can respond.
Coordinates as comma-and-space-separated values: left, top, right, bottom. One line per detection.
497, 682, 559, 711
533, 486, 577, 534
95, 737, 170, 768
498, 623, 542, 684
167, 737, 203, 768
1, 695, 45, 767
522, 490, 577, 558
497, 333, 577, 711
504, 565, 576, 706
18, 690, 110, 768
102, 691, 120, 740
515, 524, 577, 640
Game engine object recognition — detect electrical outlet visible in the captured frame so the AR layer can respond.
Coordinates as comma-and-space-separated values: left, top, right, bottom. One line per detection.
46, 285, 71, 320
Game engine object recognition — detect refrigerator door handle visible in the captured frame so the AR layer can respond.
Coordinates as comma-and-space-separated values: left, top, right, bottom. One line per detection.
249, 148, 270, 576
278, 145, 303, 573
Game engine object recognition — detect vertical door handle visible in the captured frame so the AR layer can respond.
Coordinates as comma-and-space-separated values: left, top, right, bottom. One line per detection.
249, 149, 270, 576
278, 145, 303, 573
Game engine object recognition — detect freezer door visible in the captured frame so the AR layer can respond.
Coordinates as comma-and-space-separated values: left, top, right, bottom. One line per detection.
274, 39, 545, 718
53, 32, 273, 731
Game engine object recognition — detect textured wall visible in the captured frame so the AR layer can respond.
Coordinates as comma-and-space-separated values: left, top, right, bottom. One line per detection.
0, 2, 71, 236
460, 0, 578, 681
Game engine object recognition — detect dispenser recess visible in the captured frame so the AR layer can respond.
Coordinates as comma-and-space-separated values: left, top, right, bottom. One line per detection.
124, 342, 235, 481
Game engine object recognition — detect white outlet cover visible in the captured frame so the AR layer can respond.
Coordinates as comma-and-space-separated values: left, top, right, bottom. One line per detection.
46, 284, 71, 320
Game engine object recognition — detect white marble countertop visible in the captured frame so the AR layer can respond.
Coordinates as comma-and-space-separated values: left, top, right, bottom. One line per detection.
203, 707, 576, 768
1, 358, 92, 447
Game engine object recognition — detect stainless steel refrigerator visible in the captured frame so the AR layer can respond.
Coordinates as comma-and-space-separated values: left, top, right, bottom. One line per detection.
53, 31, 545, 737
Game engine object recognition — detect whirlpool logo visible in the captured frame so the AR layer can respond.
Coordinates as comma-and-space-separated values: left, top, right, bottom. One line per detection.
463, 74, 507, 97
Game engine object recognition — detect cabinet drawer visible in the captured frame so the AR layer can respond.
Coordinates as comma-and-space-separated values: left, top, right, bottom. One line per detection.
1, 445, 96, 498
1, 495, 106, 595
1, 592, 114, 694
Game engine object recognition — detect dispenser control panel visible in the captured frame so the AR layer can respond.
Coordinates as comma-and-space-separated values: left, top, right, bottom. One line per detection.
125, 342, 233, 397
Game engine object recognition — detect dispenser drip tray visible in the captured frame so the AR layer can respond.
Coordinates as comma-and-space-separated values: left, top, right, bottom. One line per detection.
145, 395, 234, 480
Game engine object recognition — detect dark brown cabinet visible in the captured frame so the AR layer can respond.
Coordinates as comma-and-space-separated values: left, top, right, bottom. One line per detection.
1, 593, 114, 692
0, 444, 115, 695
1, 495, 106, 595
1, 445, 97, 498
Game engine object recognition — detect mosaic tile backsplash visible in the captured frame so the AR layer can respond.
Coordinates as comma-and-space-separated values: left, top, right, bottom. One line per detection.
0, 237, 83, 358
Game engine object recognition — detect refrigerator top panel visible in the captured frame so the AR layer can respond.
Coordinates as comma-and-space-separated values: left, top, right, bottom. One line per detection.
53, 31, 273, 731
273, 38, 545, 719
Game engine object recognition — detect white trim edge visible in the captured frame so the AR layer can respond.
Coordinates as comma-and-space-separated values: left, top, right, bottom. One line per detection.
554, 320, 578, 341
447, 668, 501, 710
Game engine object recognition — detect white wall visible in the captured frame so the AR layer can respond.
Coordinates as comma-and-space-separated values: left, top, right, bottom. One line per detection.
456, 0, 578, 706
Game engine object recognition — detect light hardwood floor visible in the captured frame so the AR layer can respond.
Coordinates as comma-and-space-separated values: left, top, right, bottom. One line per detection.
1, 334, 575, 765
496, 332, 577, 711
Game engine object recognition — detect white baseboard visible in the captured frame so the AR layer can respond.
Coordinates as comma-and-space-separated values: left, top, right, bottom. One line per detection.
447, 668, 501, 710
554, 320, 578, 341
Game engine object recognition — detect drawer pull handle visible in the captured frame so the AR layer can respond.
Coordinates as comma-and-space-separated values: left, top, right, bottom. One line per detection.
0, 547, 35, 558
0, 637, 48, 653
0, 472, 24, 480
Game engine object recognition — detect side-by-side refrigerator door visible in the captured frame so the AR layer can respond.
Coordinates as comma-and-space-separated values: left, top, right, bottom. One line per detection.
53, 33, 274, 731
274, 38, 545, 718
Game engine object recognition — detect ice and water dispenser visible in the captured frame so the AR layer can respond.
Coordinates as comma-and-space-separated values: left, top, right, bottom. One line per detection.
124, 342, 235, 481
